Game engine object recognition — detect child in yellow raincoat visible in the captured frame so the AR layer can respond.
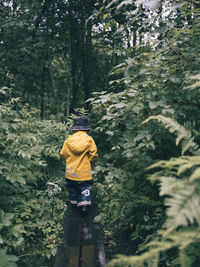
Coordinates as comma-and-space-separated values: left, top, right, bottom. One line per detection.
60, 116, 98, 214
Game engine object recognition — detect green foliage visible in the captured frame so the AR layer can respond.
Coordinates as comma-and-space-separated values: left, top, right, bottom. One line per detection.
143, 115, 199, 155
0, 88, 69, 266
0, 0, 108, 115
89, 0, 200, 266
1, 0, 200, 266
90, 56, 167, 257
0, 249, 18, 267
106, 114, 200, 266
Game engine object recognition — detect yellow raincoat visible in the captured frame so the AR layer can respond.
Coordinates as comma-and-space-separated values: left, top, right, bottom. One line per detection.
60, 131, 98, 181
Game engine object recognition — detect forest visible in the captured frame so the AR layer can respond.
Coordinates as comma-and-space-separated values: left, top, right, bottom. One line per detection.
1, 0, 200, 266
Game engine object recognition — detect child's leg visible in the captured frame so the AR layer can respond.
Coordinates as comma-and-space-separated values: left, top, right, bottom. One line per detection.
77, 181, 92, 213
66, 180, 78, 206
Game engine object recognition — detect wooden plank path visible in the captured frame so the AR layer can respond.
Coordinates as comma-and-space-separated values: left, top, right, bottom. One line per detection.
53, 205, 106, 267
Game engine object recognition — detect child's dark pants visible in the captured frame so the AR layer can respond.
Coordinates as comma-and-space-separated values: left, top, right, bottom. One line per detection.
66, 179, 92, 211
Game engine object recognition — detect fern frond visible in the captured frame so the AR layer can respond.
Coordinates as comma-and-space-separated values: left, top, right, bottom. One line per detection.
184, 81, 200, 90
143, 115, 199, 155
147, 156, 200, 177
147, 157, 188, 171
147, 156, 200, 233
107, 228, 200, 267
159, 176, 179, 196
189, 74, 200, 80
177, 156, 200, 175
189, 167, 200, 182
107, 240, 172, 267
159, 177, 200, 231
179, 249, 191, 267
166, 229, 200, 249
184, 74, 200, 90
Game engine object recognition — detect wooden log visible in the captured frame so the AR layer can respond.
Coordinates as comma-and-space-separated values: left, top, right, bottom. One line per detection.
53, 204, 106, 267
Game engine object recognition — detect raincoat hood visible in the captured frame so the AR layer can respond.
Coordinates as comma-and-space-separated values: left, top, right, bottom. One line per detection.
67, 131, 91, 154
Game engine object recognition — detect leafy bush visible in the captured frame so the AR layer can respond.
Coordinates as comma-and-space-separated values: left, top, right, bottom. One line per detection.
107, 115, 200, 267
90, 83, 167, 258
88, 1, 200, 265
0, 87, 69, 266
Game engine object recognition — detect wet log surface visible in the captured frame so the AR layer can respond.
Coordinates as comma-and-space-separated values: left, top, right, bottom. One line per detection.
53, 204, 106, 267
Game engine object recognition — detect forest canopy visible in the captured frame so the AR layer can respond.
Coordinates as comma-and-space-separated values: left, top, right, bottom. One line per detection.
1, 0, 200, 266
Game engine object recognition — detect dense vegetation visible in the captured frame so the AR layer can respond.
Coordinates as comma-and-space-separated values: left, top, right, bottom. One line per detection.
1, 0, 200, 266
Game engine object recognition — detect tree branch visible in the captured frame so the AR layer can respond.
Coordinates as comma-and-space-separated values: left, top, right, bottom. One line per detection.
162, 33, 190, 71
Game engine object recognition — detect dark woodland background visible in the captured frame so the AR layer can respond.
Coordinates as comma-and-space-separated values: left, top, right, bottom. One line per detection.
1, 0, 200, 266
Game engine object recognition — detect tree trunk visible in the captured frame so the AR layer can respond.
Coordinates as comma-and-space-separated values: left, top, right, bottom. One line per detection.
68, 0, 79, 113
32, 0, 50, 39
40, 82, 45, 120
48, 47, 59, 116
87, 20, 92, 100
83, 20, 92, 111
66, 43, 71, 118
131, 24, 137, 57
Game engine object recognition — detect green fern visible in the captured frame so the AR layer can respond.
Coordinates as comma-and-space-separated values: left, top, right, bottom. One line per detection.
189, 167, 200, 182
147, 156, 200, 181
107, 116, 200, 267
184, 74, 200, 90
159, 177, 200, 232
107, 228, 200, 267
0, 89, 68, 266
143, 115, 199, 155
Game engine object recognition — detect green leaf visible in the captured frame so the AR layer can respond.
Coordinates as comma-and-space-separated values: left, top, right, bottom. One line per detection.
0, 250, 18, 267
116, 0, 132, 10
0, 212, 14, 229
143, 115, 199, 155
0, 235, 3, 244
149, 101, 158, 110
189, 167, 200, 182
144, 0, 160, 10
154, 24, 168, 34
